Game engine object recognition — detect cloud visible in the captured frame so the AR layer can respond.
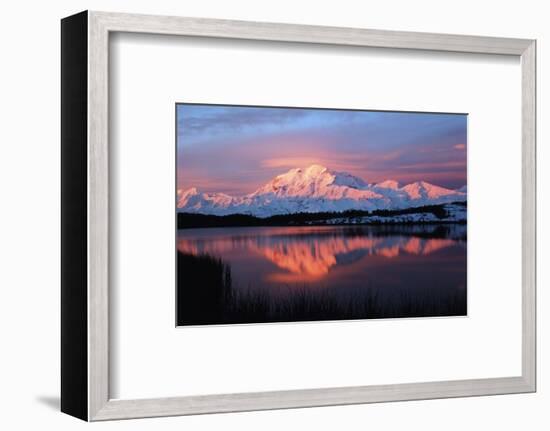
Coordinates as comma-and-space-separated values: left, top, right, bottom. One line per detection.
261, 157, 326, 169
177, 106, 468, 192
177, 105, 312, 141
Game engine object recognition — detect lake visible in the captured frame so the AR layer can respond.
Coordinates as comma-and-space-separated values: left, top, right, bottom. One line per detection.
176, 224, 467, 325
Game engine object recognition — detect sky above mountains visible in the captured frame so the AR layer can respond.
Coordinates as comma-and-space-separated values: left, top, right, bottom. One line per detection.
177, 104, 467, 195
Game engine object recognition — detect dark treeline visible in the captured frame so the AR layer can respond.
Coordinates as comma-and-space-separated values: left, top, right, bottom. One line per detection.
176, 251, 467, 326
333, 224, 466, 241
177, 201, 466, 229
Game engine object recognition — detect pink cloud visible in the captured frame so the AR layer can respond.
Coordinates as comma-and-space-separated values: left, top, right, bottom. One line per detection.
454, 144, 466, 150
261, 157, 326, 169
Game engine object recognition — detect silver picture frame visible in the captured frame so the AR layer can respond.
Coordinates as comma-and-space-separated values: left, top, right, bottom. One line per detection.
61, 10, 536, 421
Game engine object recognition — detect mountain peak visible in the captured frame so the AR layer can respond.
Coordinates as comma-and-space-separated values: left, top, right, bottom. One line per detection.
278, 164, 328, 179
376, 180, 400, 190
401, 181, 458, 200
253, 164, 334, 197
178, 187, 198, 197
178, 166, 466, 217
304, 164, 327, 175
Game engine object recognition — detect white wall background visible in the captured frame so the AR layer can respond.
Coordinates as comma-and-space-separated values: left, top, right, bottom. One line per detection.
0, 0, 546, 429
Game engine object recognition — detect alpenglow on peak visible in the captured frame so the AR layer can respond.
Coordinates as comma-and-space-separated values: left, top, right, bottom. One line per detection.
177, 165, 466, 217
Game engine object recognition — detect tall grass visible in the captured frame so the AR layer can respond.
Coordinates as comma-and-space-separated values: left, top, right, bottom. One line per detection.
177, 252, 466, 326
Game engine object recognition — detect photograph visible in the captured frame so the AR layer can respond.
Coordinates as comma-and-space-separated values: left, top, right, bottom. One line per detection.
176, 104, 467, 325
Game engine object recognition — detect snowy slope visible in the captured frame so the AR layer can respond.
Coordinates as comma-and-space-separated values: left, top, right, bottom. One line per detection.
177, 164, 466, 217
320, 203, 467, 225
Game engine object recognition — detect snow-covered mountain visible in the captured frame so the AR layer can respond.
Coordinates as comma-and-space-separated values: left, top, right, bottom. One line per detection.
177, 164, 466, 217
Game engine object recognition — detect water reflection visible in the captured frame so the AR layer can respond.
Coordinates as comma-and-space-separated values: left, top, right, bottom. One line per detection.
178, 225, 465, 280
176, 225, 467, 325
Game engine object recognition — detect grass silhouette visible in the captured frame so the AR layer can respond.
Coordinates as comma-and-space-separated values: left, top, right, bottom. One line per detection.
177, 252, 466, 326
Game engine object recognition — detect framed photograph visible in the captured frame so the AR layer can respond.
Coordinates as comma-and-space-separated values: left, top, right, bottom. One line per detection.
61, 11, 536, 421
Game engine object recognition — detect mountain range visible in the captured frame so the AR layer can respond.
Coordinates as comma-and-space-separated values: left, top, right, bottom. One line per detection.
177, 164, 466, 217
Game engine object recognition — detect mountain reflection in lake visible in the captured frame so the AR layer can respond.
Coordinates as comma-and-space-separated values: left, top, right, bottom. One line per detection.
176, 225, 466, 325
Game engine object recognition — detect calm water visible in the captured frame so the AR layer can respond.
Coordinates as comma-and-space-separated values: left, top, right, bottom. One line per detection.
176, 225, 467, 325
